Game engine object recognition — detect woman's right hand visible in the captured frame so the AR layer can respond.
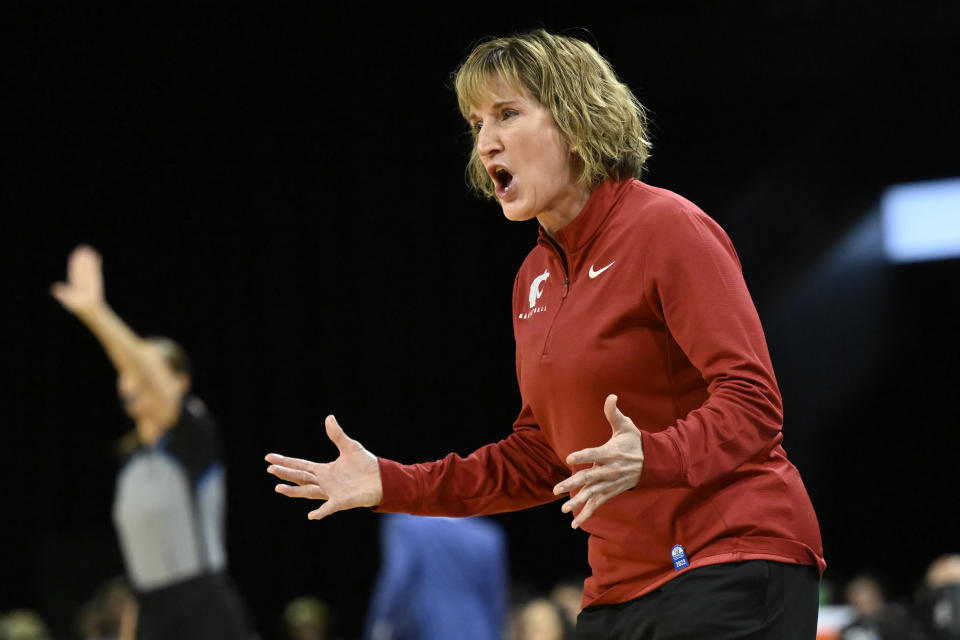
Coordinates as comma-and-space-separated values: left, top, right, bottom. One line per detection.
50, 245, 106, 317
266, 415, 383, 521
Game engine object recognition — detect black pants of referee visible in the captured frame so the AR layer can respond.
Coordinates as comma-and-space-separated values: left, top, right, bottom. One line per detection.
575, 560, 819, 640
135, 573, 256, 640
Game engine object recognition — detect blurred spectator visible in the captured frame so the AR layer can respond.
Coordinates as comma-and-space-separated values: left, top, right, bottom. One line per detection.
814, 579, 848, 640
0, 610, 51, 640
74, 576, 137, 640
548, 576, 584, 629
282, 596, 331, 640
364, 514, 507, 640
76, 600, 104, 639
914, 554, 960, 639
839, 574, 910, 640
508, 597, 573, 640
821, 580, 837, 607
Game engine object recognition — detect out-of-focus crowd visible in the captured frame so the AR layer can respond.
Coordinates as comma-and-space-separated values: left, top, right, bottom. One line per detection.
816, 554, 960, 640
4, 554, 958, 639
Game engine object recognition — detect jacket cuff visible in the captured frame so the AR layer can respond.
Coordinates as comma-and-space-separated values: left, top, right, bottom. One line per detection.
638, 430, 684, 487
373, 457, 422, 513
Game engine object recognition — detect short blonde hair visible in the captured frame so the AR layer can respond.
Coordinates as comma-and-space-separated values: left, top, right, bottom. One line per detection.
453, 29, 653, 199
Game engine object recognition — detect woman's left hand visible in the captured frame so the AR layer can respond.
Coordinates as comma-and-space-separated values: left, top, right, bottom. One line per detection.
553, 394, 644, 529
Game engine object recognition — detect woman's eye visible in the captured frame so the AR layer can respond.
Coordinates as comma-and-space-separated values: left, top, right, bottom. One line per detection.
502, 109, 518, 120
472, 121, 483, 132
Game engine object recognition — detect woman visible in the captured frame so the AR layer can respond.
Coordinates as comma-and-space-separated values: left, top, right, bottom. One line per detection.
53, 245, 256, 640
267, 30, 825, 639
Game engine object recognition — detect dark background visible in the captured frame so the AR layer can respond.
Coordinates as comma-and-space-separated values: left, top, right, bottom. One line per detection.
4, 2, 959, 637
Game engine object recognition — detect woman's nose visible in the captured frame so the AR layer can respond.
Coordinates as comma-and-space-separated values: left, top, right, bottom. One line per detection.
476, 124, 502, 158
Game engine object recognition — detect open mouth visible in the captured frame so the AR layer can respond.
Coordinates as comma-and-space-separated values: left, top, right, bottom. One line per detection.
492, 167, 514, 196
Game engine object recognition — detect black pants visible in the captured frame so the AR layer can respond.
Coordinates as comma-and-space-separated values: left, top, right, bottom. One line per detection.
136, 573, 255, 640
575, 561, 819, 640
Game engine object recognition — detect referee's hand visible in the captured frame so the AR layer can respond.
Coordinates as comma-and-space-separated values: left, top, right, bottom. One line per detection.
552, 394, 644, 529
266, 415, 383, 521
51, 244, 106, 317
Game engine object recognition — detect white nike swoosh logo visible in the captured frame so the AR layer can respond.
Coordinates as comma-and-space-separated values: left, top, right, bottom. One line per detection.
588, 261, 615, 279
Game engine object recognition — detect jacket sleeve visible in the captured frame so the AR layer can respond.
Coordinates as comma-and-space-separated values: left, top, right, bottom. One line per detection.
376, 270, 569, 517
375, 416, 568, 517
638, 204, 785, 489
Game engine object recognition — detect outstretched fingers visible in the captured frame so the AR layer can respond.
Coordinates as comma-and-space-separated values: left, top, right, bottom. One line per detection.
562, 477, 610, 514
325, 414, 354, 452
555, 464, 623, 496
275, 482, 329, 501
603, 393, 621, 422
265, 413, 382, 521
566, 443, 613, 467
266, 463, 318, 487
555, 394, 645, 529
571, 491, 610, 529
265, 453, 318, 472
308, 500, 344, 521
604, 394, 637, 435
567, 476, 636, 529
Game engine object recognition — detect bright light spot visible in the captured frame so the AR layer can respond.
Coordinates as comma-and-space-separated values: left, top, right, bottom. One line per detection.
882, 177, 960, 263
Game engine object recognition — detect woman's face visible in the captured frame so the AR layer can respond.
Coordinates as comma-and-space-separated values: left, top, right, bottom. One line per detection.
116, 344, 188, 422
469, 78, 588, 233
117, 369, 152, 422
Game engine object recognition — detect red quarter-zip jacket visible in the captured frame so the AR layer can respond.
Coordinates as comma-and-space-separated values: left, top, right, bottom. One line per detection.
376, 178, 825, 608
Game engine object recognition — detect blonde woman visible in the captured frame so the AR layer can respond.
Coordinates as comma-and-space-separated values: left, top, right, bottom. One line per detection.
268, 30, 824, 639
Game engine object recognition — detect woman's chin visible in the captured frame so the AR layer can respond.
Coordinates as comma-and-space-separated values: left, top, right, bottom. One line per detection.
500, 203, 534, 223
123, 401, 149, 422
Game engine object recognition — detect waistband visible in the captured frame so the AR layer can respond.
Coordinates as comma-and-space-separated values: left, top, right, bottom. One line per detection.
134, 571, 229, 607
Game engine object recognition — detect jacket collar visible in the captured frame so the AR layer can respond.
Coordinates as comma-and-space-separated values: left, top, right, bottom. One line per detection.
537, 178, 633, 254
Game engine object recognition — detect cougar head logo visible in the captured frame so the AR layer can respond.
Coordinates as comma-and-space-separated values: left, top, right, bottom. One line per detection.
528, 269, 550, 309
